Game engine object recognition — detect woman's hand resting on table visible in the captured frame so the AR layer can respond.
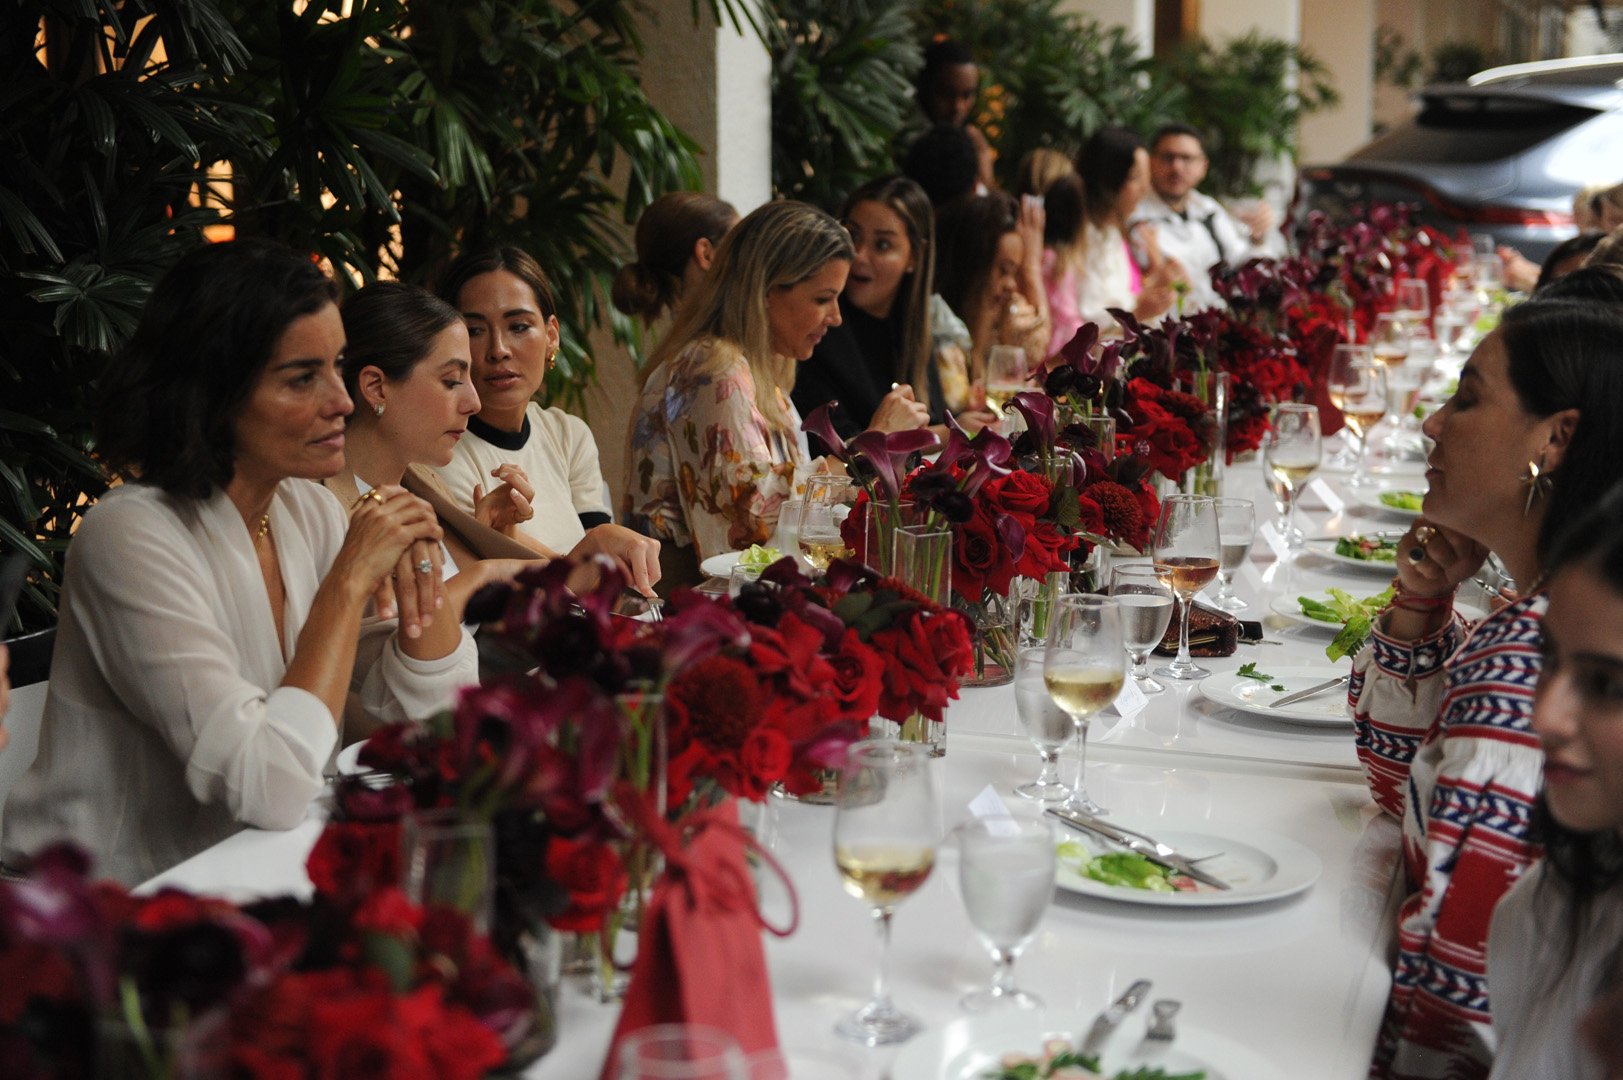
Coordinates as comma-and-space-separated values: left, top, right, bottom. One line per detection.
567, 523, 662, 596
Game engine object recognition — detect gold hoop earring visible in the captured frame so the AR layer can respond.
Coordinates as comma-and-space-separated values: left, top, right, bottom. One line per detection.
1520, 454, 1553, 516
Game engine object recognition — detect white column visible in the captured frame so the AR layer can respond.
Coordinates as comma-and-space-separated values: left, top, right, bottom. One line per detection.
1299, 0, 1376, 164
1057, 0, 1155, 57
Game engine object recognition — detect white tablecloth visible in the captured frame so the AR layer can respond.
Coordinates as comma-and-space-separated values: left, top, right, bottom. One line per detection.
143, 452, 1425, 1079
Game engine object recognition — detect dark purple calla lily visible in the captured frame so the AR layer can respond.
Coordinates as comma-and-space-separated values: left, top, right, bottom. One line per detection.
1008, 391, 1056, 448
959, 427, 1014, 499
800, 402, 849, 461
847, 428, 938, 502
994, 510, 1028, 562
659, 598, 750, 674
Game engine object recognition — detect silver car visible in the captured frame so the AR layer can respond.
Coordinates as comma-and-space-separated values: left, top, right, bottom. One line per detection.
1298, 54, 1623, 260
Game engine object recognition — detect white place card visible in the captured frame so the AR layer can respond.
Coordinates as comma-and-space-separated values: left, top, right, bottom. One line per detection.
967, 784, 1021, 834
1258, 520, 1292, 561
1112, 677, 1149, 720
1306, 478, 1345, 514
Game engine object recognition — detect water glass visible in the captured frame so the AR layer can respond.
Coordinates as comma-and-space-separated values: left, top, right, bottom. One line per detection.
614, 1024, 748, 1080
728, 563, 762, 598
1110, 564, 1172, 694
1012, 646, 1072, 801
1044, 595, 1124, 814
1212, 498, 1256, 612
954, 815, 1056, 1012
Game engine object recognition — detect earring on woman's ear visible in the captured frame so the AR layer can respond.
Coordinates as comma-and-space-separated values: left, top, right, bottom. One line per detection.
374, 402, 385, 418
1520, 453, 1553, 516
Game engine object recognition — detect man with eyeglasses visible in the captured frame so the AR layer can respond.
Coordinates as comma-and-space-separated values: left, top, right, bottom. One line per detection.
1130, 124, 1282, 313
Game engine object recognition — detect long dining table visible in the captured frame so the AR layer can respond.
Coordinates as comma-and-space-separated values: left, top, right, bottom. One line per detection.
141, 449, 1438, 1079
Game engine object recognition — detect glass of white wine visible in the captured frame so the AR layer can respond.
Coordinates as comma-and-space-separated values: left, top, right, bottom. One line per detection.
983, 345, 1028, 415
1327, 346, 1387, 490
1150, 495, 1220, 682
954, 815, 1056, 1012
833, 740, 939, 1046
1370, 312, 1410, 369
1262, 404, 1323, 552
1012, 646, 1072, 801
798, 476, 856, 572
1211, 497, 1256, 612
1109, 564, 1172, 694
1044, 594, 1124, 815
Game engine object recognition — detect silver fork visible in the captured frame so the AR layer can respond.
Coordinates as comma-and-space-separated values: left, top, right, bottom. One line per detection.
1094, 818, 1224, 864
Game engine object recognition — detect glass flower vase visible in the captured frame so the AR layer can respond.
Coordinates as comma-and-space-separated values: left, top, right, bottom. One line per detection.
957, 589, 1017, 688
1177, 370, 1229, 497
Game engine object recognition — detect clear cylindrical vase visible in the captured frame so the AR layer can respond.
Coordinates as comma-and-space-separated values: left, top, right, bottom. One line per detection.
893, 524, 951, 606
401, 808, 496, 932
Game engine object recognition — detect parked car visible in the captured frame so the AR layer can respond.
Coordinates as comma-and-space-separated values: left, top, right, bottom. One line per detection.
1297, 54, 1623, 261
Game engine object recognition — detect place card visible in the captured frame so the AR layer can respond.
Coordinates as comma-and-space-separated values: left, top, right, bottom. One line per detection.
967, 784, 1021, 834
1112, 677, 1148, 720
1258, 521, 1292, 561
1306, 478, 1345, 514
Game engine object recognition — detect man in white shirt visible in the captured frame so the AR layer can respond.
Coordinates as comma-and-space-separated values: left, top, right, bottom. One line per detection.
1131, 124, 1282, 313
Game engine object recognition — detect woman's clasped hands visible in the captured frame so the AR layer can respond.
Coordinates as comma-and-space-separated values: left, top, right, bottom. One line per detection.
338, 484, 445, 639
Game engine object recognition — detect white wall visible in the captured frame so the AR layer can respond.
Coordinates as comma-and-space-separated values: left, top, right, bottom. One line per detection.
1058, 0, 1154, 56
1201, 0, 1300, 43
1300, 0, 1376, 163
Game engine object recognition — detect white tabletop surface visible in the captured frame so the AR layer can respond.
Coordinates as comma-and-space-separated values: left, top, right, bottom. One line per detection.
141, 449, 1417, 1079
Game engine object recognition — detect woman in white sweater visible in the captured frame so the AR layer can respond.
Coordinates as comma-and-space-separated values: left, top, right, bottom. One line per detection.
1, 241, 477, 885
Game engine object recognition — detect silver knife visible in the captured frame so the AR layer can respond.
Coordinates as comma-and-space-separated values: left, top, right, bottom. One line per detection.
1048, 807, 1231, 890
1268, 674, 1350, 709
1079, 978, 1152, 1057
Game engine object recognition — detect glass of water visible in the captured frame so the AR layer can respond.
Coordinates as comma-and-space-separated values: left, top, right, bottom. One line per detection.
1012, 646, 1072, 802
1109, 564, 1173, 695
954, 815, 1056, 1013
1211, 498, 1256, 612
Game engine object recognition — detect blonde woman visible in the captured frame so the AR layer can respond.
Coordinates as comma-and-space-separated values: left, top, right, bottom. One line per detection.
625, 200, 853, 586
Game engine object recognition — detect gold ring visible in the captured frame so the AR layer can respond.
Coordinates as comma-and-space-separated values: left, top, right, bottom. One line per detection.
358, 489, 385, 507
1407, 526, 1436, 565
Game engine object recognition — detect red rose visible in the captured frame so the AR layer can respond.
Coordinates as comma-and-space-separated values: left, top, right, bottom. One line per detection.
401, 984, 508, 1080
1014, 518, 1073, 580
740, 727, 793, 795
826, 630, 884, 720
1075, 492, 1105, 537
307, 821, 402, 912
953, 503, 1016, 600
1137, 416, 1205, 480
352, 887, 423, 938
872, 610, 971, 723
543, 836, 626, 933
986, 470, 1052, 517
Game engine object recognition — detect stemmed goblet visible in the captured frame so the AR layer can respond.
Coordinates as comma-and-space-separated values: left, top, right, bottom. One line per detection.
1044, 594, 1125, 815
1012, 646, 1073, 801
1151, 495, 1220, 682
833, 741, 939, 1046
1109, 564, 1173, 695
1262, 404, 1323, 551
954, 815, 1056, 1012
1211, 498, 1257, 612
1328, 346, 1388, 490
798, 475, 855, 572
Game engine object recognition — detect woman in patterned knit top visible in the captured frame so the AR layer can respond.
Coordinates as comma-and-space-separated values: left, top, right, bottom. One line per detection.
1351, 266, 1623, 1079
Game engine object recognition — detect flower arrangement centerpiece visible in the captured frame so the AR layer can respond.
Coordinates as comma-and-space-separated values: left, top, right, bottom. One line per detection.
0, 844, 531, 1080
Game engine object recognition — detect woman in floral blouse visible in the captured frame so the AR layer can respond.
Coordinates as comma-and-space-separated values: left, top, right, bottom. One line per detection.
625, 201, 853, 586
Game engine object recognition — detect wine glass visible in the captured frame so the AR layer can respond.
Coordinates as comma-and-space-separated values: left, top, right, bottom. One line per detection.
1109, 564, 1173, 695
953, 815, 1056, 1012
1211, 497, 1256, 612
1044, 594, 1125, 815
833, 741, 939, 1046
1328, 346, 1387, 490
1395, 279, 1430, 326
1369, 312, 1410, 370
983, 345, 1028, 415
1150, 495, 1220, 681
798, 476, 856, 572
1012, 646, 1073, 801
1262, 405, 1322, 551
615, 1025, 748, 1080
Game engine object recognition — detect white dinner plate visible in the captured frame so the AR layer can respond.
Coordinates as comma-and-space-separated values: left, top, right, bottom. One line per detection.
891, 1010, 1288, 1080
1198, 663, 1351, 726
1051, 821, 1322, 908
1269, 591, 1482, 633
1300, 534, 1403, 574
1352, 485, 1426, 519
699, 551, 742, 578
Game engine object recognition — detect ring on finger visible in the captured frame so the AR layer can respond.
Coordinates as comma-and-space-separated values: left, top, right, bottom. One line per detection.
1407, 525, 1437, 565
415, 558, 434, 575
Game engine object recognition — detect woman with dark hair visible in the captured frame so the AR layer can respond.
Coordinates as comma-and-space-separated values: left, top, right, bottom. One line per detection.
0, 241, 476, 885
1485, 483, 1623, 1079
611, 191, 739, 328
934, 191, 1051, 410
1073, 126, 1184, 331
792, 175, 966, 448
627, 200, 852, 584
438, 247, 660, 593
1351, 266, 1623, 1079
1533, 231, 1607, 292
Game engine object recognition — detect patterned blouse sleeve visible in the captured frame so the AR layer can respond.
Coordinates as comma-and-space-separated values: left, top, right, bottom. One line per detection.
665, 351, 799, 560
1349, 612, 1463, 818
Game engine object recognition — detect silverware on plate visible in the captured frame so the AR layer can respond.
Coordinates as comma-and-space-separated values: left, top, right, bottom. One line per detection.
1267, 674, 1350, 709
1079, 978, 1152, 1057
1146, 999, 1181, 1042
1047, 808, 1231, 890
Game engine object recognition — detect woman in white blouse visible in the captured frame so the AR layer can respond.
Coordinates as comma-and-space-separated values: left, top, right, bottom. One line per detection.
1073, 126, 1185, 332
0, 240, 478, 885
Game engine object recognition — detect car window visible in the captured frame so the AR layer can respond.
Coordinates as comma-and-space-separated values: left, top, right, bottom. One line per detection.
1350, 97, 1594, 165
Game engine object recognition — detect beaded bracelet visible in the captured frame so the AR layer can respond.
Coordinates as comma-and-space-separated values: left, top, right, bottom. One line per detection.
1387, 576, 1455, 613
